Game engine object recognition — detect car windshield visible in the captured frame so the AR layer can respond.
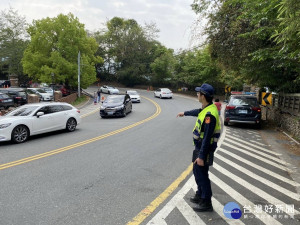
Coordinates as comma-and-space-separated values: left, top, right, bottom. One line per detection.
6, 106, 39, 116
105, 96, 124, 103
230, 97, 259, 106
107, 87, 115, 89
0, 94, 10, 98
19, 91, 26, 97
26, 90, 36, 94
37, 89, 47, 93
127, 91, 138, 95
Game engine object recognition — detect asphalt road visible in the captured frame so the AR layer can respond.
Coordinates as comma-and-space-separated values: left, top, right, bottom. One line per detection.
0, 88, 200, 225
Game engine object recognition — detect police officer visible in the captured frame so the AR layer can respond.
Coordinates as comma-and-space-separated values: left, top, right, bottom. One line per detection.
177, 83, 220, 212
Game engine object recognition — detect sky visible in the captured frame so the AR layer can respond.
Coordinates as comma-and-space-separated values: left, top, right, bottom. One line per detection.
0, 0, 204, 51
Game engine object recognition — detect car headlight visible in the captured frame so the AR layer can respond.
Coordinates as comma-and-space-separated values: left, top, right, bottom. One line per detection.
100, 106, 106, 110
0, 123, 12, 129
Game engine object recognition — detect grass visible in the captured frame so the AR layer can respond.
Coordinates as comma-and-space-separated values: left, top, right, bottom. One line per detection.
71, 95, 89, 106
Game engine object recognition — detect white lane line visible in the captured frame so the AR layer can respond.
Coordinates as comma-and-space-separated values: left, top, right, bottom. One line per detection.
212, 197, 246, 225
249, 140, 268, 147
222, 142, 288, 171
191, 184, 246, 225
218, 148, 299, 187
210, 173, 284, 225
177, 199, 206, 225
213, 163, 300, 215
225, 138, 284, 162
147, 176, 205, 225
215, 154, 300, 200
227, 136, 281, 156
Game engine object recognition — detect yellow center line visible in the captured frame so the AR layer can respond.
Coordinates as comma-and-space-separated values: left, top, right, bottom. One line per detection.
127, 163, 193, 225
0, 96, 161, 170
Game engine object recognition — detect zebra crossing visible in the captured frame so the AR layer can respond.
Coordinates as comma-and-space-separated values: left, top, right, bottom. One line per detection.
146, 126, 300, 225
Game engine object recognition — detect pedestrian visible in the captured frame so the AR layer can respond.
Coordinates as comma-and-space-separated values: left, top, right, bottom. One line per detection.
214, 99, 222, 115
97, 88, 101, 103
177, 83, 221, 212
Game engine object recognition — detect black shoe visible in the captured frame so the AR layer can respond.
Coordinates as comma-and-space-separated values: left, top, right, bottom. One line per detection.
190, 194, 202, 204
193, 201, 213, 212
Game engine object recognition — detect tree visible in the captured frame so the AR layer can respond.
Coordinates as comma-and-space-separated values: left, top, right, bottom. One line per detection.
192, 0, 300, 92
150, 46, 176, 86
94, 17, 160, 86
0, 7, 29, 79
22, 13, 102, 88
174, 46, 221, 88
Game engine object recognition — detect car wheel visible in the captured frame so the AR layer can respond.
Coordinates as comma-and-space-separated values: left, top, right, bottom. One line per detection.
224, 121, 229, 126
11, 125, 29, 143
160, 95, 162, 99
66, 118, 77, 132
154, 93, 156, 98
255, 122, 261, 129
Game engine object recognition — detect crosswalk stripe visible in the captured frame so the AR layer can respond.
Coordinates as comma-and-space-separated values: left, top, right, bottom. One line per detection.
211, 197, 247, 225
177, 198, 206, 225
210, 172, 284, 225
191, 184, 247, 225
229, 133, 268, 147
226, 136, 282, 156
222, 142, 288, 171
218, 148, 299, 187
147, 176, 205, 225
215, 154, 300, 200
213, 163, 300, 215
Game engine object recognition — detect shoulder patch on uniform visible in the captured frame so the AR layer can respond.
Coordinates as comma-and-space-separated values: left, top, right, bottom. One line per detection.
205, 116, 211, 124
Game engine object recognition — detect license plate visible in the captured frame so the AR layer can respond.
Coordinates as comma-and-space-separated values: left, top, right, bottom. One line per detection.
107, 112, 114, 115
3, 100, 12, 102
239, 110, 247, 114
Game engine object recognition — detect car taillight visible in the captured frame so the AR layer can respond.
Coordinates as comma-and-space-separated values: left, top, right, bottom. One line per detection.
0, 99, 2, 102
226, 106, 235, 110
252, 107, 261, 112
77, 110, 80, 113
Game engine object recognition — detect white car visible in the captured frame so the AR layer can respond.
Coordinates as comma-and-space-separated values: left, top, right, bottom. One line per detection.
0, 102, 81, 143
28, 88, 53, 101
154, 88, 173, 99
100, 86, 120, 94
126, 90, 141, 103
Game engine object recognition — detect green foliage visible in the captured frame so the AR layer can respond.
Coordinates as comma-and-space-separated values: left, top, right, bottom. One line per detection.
93, 17, 160, 86
0, 7, 29, 77
192, 0, 300, 93
174, 46, 221, 87
22, 13, 103, 88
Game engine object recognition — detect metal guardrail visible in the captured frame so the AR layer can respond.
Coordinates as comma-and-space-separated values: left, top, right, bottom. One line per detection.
81, 89, 94, 98
273, 93, 300, 116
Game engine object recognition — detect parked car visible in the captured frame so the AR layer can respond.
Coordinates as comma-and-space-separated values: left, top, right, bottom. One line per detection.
224, 94, 261, 128
27, 88, 53, 101
25, 89, 42, 101
100, 85, 120, 94
126, 90, 141, 103
0, 102, 81, 143
100, 94, 132, 118
0, 88, 27, 105
154, 88, 173, 99
0, 92, 14, 109
52, 85, 71, 96
41, 87, 55, 94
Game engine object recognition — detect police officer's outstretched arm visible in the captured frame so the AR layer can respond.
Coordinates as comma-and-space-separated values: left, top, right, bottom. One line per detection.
177, 109, 201, 117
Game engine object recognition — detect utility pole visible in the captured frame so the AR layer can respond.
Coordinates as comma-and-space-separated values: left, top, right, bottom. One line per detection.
78, 51, 81, 98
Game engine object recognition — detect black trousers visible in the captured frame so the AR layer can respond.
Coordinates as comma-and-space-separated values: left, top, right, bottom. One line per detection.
193, 163, 212, 201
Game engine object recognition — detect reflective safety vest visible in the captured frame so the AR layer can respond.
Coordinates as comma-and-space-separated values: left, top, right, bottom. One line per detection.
193, 104, 221, 145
